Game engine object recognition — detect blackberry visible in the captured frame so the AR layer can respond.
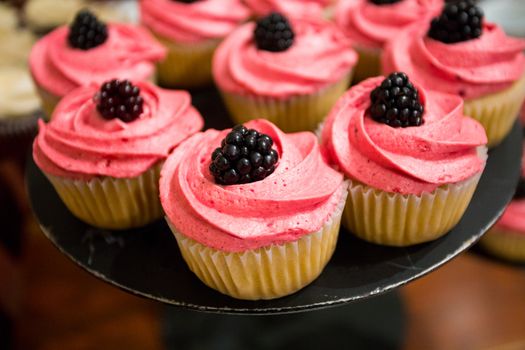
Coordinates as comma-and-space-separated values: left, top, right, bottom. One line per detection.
68, 10, 108, 50
95, 79, 144, 122
428, 0, 483, 44
515, 179, 525, 199
254, 12, 295, 52
209, 125, 279, 185
369, 72, 424, 128
369, 0, 402, 5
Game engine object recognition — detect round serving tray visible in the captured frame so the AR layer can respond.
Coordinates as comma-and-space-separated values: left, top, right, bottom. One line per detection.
26, 88, 522, 315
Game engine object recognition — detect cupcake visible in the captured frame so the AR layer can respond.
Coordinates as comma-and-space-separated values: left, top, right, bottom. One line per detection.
29, 9, 166, 119
382, 0, 525, 148
140, 0, 250, 88
213, 13, 357, 133
160, 119, 347, 300
243, 0, 335, 20
320, 73, 487, 246
479, 142, 525, 262
24, 0, 139, 34
33, 80, 204, 230
335, 0, 443, 82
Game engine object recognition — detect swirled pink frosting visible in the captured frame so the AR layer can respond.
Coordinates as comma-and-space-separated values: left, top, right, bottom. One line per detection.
140, 0, 250, 44
213, 19, 357, 98
244, 0, 332, 19
33, 81, 204, 180
335, 0, 443, 50
30, 23, 166, 98
383, 23, 525, 100
320, 77, 487, 195
495, 142, 525, 234
160, 119, 347, 252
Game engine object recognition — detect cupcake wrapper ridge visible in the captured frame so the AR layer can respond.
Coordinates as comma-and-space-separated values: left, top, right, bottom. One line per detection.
479, 227, 525, 263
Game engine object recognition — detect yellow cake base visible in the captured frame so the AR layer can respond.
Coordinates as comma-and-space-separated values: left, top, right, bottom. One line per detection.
155, 35, 219, 88
220, 73, 352, 133
464, 72, 525, 148
35, 85, 60, 121
479, 227, 525, 263
353, 47, 381, 84
169, 194, 346, 300
45, 164, 163, 230
342, 172, 483, 247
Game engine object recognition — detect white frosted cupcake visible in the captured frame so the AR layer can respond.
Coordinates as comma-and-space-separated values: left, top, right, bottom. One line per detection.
160, 119, 347, 300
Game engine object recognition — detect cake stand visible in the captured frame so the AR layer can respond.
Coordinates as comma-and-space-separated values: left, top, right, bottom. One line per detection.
26, 88, 522, 315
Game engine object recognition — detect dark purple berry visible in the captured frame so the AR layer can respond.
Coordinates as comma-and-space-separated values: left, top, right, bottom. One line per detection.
209, 124, 279, 185
67, 10, 108, 50
254, 12, 294, 52
428, 0, 483, 44
95, 79, 144, 122
369, 72, 424, 128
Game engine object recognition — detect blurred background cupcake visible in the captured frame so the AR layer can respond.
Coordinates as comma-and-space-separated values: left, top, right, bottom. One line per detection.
29, 9, 166, 118
479, 141, 525, 263
140, 0, 250, 88
243, 0, 335, 20
335, 0, 443, 83
213, 13, 357, 132
0, 2, 41, 163
23, 0, 139, 34
383, 0, 525, 147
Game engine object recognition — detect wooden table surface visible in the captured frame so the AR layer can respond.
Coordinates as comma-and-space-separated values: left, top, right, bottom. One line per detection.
1, 158, 525, 350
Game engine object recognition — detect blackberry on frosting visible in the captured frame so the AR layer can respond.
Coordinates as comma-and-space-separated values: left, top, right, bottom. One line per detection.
210, 125, 279, 185
254, 12, 295, 52
95, 79, 144, 123
369, 72, 424, 128
428, 0, 483, 44
67, 10, 108, 50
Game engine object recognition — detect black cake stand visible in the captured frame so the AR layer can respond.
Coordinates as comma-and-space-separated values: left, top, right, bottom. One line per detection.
26, 88, 522, 315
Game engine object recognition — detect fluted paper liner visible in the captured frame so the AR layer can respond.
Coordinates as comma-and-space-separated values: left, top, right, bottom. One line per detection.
343, 172, 483, 246
220, 73, 352, 133
44, 163, 163, 230
169, 191, 347, 300
464, 72, 525, 148
155, 35, 219, 88
35, 85, 60, 121
480, 227, 525, 263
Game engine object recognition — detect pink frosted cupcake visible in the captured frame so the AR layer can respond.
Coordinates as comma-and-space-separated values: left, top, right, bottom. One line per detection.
383, 0, 525, 147
320, 73, 487, 246
160, 119, 347, 300
213, 13, 357, 132
140, 0, 250, 88
480, 142, 525, 262
243, 0, 335, 19
335, 0, 443, 82
29, 9, 166, 119
33, 80, 203, 229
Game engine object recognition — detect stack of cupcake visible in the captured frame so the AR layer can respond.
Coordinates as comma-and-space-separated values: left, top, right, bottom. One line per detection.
27, 0, 525, 301
0, 2, 40, 160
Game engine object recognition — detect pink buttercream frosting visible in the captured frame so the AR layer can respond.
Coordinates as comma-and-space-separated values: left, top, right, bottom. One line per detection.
140, 0, 250, 44
320, 77, 487, 195
335, 0, 443, 50
213, 19, 357, 98
244, 0, 332, 19
160, 119, 347, 252
383, 23, 525, 100
33, 81, 204, 180
495, 142, 525, 233
30, 24, 166, 98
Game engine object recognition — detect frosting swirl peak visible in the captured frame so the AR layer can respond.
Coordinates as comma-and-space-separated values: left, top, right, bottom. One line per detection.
33, 81, 204, 180
160, 120, 347, 252
321, 77, 487, 195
